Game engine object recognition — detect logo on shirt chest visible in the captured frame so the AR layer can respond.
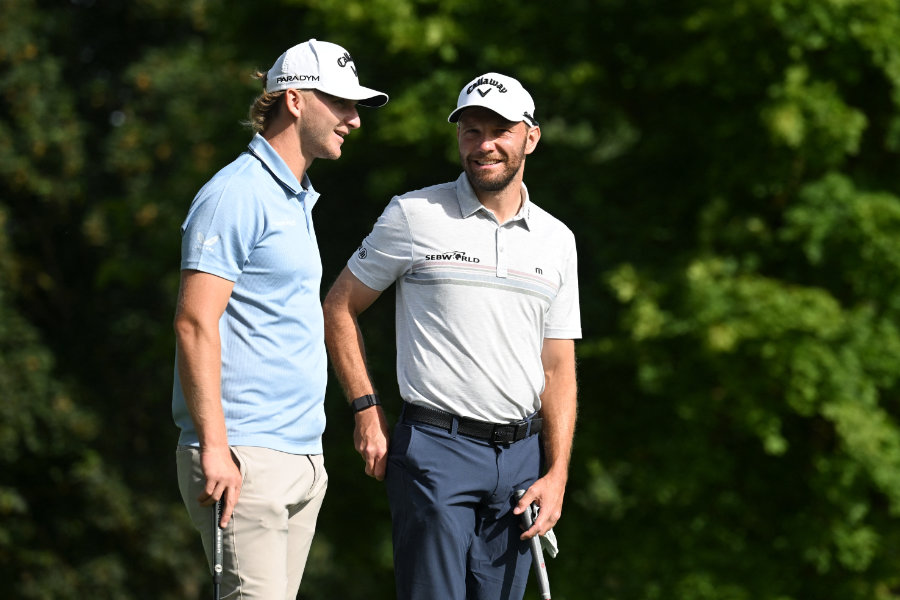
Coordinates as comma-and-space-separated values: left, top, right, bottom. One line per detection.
424, 250, 481, 263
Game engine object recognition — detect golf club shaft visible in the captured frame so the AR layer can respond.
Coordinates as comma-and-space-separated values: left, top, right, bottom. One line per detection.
213, 498, 224, 600
515, 490, 551, 599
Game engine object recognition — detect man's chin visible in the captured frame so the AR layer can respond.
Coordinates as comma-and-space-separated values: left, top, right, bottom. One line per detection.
466, 171, 513, 192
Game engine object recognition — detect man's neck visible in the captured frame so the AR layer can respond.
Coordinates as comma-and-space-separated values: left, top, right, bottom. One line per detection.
474, 180, 524, 225
263, 126, 311, 184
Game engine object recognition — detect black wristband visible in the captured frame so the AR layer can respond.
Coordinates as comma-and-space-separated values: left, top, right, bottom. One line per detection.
350, 394, 381, 413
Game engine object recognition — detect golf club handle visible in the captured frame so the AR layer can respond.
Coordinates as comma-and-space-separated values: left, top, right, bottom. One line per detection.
213, 498, 224, 598
515, 490, 552, 600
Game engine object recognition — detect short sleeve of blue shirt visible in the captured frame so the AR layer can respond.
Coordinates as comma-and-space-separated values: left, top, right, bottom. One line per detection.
181, 160, 264, 281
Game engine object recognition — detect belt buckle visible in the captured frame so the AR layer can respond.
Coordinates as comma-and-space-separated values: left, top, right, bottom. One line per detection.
490, 425, 511, 445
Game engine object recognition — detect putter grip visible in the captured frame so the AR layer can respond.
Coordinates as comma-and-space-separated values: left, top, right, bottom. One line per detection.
515, 490, 551, 600
213, 499, 224, 587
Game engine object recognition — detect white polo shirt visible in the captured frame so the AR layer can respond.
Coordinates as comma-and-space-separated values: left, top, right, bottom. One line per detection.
348, 173, 581, 423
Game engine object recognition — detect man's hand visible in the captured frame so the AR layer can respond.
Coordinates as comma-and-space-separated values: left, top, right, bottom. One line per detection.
513, 472, 566, 540
354, 406, 390, 480
198, 446, 242, 528
515, 337, 577, 540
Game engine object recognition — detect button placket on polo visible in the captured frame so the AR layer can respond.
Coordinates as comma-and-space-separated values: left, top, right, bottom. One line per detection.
495, 225, 508, 278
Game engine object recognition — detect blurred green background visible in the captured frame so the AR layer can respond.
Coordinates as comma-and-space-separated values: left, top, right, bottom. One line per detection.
4, 0, 900, 598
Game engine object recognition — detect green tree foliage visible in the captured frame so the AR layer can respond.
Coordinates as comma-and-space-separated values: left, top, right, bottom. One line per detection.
0, 204, 203, 599
3, 0, 900, 598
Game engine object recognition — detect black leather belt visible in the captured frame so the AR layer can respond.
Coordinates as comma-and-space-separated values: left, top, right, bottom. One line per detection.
403, 402, 542, 444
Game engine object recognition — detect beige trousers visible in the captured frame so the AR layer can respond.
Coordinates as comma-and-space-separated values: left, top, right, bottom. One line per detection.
176, 446, 328, 599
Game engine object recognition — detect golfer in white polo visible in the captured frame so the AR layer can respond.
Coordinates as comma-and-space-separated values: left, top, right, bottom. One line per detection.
324, 71, 580, 600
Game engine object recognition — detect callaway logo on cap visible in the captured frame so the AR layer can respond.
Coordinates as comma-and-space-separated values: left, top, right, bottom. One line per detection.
448, 72, 538, 126
266, 39, 389, 107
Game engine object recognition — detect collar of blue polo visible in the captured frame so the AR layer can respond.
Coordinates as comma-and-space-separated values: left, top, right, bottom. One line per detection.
247, 134, 319, 207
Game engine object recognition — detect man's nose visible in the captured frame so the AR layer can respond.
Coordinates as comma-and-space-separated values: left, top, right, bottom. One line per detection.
346, 108, 361, 130
477, 136, 497, 151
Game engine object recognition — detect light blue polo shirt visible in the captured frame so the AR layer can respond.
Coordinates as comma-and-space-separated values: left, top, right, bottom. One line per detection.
172, 133, 326, 454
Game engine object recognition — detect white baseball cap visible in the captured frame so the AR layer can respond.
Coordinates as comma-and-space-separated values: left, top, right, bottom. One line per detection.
266, 39, 388, 107
447, 72, 538, 126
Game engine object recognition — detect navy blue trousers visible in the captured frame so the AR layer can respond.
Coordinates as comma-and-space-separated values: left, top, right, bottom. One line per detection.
385, 415, 540, 600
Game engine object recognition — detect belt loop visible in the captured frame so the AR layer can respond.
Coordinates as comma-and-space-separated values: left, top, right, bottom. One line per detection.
450, 415, 459, 438
525, 419, 532, 437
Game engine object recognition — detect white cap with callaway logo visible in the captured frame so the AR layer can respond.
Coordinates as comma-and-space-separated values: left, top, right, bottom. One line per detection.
447, 72, 538, 126
266, 39, 389, 107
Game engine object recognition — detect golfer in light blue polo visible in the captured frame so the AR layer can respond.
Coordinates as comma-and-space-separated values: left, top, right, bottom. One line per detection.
171, 39, 387, 599
324, 72, 580, 600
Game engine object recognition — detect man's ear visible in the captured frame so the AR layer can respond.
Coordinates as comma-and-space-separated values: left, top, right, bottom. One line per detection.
524, 125, 541, 155
283, 88, 304, 118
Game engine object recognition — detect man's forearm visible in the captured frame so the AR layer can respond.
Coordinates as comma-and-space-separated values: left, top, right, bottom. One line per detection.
323, 272, 391, 479
539, 339, 578, 482
324, 310, 376, 401
539, 382, 577, 482
176, 325, 228, 449
322, 270, 382, 402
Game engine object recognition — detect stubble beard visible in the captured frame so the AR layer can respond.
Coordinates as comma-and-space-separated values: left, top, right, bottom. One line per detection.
461, 140, 526, 193
299, 115, 342, 161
